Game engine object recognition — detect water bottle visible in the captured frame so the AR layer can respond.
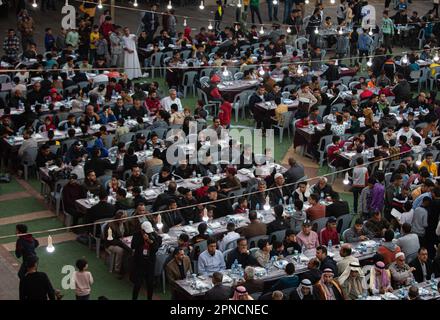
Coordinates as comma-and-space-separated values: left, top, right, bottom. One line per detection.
294, 250, 299, 263
256, 203, 260, 211
191, 273, 197, 287
232, 259, 238, 274
328, 240, 333, 252
279, 198, 283, 205
186, 270, 192, 283
301, 244, 305, 254
320, 191, 324, 200
192, 170, 196, 178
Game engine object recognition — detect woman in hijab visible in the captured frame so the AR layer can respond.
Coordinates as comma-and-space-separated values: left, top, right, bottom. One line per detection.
230, 286, 254, 300
339, 262, 367, 300
369, 261, 393, 295
289, 279, 316, 300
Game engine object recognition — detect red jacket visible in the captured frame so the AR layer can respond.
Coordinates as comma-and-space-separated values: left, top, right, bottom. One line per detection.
218, 101, 232, 126
144, 98, 161, 115
319, 227, 340, 246
195, 185, 209, 200
295, 118, 318, 128
360, 89, 373, 100
209, 87, 222, 100
327, 141, 345, 163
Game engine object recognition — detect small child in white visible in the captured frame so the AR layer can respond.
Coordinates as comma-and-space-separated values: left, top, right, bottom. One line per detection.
74, 258, 94, 300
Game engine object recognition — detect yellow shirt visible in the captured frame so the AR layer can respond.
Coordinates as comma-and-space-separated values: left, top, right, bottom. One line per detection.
419, 160, 438, 177
429, 62, 440, 76
90, 32, 100, 49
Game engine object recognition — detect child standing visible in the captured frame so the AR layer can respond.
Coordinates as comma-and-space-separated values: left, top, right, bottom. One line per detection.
74, 258, 94, 300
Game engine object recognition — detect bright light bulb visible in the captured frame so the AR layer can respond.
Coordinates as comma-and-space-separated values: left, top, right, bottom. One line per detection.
222, 67, 229, 77
258, 66, 265, 76
402, 55, 408, 64
335, 59, 338, 66
237, 0, 242, 8
183, 18, 187, 27
273, 0, 278, 4
107, 228, 113, 241
287, 26, 291, 33
434, 53, 439, 62
46, 235, 55, 253
378, 160, 384, 170
368, 28, 373, 36
133, 0, 138, 7
199, 0, 204, 10
156, 222, 163, 229
208, 22, 213, 30
416, 155, 422, 166
338, 28, 343, 35
314, 27, 319, 34
297, 65, 303, 75
331, 0, 335, 3
97, 0, 103, 9
167, 0, 172, 10
32, 0, 37, 7
343, 172, 350, 185
367, 58, 373, 67
305, 0, 309, 3
259, 26, 265, 35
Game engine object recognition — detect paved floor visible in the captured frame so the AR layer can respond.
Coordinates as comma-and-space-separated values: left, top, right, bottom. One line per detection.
0, 0, 434, 55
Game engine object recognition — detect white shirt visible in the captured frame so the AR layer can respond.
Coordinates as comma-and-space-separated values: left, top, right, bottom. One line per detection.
396, 128, 423, 143
361, 4, 376, 29
71, 165, 85, 180
218, 231, 240, 252
92, 74, 109, 84
160, 96, 183, 112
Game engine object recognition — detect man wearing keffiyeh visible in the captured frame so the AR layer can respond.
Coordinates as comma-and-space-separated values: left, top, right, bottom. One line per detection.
313, 268, 344, 300
339, 262, 367, 300
369, 261, 394, 295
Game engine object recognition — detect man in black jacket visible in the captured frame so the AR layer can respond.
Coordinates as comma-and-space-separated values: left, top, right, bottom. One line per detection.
19, 256, 55, 300
15, 224, 39, 280
26, 82, 45, 105
204, 272, 232, 300
83, 147, 118, 178
131, 221, 162, 300
410, 247, 434, 283
269, 173, 292, 206
325, 192, 350, 218
266, 205, 289, 236
201, 187, 233, 219
364, 121, 385, 148
152, 181, 179, 212
321, 59, 339, 82
86, 190, 115, 229
392, 73, 411, 103
142, 3, 160, 43
248, 85, 269, 130
112, 98, 129, 120
300, 258, 322, 285
316, 245, 337, 274
225, 238, 258, 269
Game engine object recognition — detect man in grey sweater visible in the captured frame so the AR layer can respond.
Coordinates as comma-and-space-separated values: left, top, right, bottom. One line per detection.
396, 223, 420, 260
411, 197, 430, 246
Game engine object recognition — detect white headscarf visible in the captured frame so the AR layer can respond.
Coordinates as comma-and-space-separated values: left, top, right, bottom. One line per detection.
296, 279, 313, 300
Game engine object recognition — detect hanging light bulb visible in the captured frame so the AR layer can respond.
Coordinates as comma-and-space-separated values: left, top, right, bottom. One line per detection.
287, 26, 292, 33
314, 27, 319, 34
263, 196, 270, 211
397, 27, 401, 35
202, 208, 209, 222
183, 18, 187, 27
32, 0, 38, 7
97, 0, 103, 9
208, 21, 213, 30
330, 0, 335, 4
65, 0, 69, 6
237, 0, 242, 8
167, 0, 173, 10
235, 24, 239, 31
258, 65, 265, 76
297, 65, 303, 75
46, 235, 55, 253
133, 0, 138, 7
273, 0, 278, 5
259, 26, 265, 35
366, 58, 373, 67
378, 160, 384, 171
305, 0, 309, 3
402, 54, 408, 64
368, 28, 373, 36
107, 228, 113, 241
156, 214, 164, 230
338, 28, 343, 35
434, 52, 440, 62
416, 154, 422, 166
343, 172, 350, 185
222, 66, 229, 77
335, 59, 338, 66
199, 0, 204, 10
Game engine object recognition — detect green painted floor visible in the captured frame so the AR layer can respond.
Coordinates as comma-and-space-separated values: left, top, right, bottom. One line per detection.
0, 197, 46, 218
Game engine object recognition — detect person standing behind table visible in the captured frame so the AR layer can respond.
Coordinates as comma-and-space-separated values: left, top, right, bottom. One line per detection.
131, 221, 162, 300
249, 0, 263, 24
284, 158, 305, 184
411, 196, 430, 247
122, 27, 142, 80
15, 224, 39, 280
142, 3, 160, 43
109, 26, 124, 68
19, 256, 55, 301
73, 258, 94, 300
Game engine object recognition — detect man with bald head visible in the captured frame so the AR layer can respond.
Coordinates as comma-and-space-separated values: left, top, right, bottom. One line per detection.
336, 243, 360, 276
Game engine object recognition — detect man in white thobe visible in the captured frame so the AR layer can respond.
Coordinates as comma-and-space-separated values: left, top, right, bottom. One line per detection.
122, 27, 142, 80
